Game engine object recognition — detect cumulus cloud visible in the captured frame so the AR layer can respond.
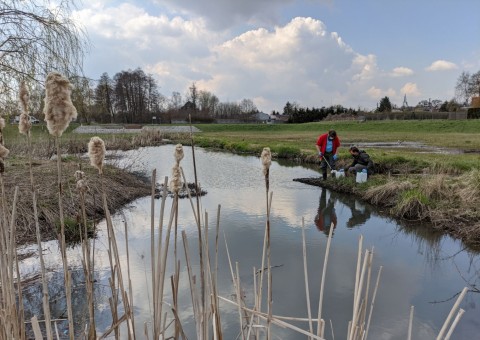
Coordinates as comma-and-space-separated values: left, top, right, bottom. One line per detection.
426, 60, 458, 71
400, 82, 421, 97
367, 86, 396, 100
390, 67, 414, 77
73, 2, 411, 111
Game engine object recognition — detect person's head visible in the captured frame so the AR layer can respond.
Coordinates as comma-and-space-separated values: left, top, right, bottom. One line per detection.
349, 146, 360, 156
328, 130, 337, 140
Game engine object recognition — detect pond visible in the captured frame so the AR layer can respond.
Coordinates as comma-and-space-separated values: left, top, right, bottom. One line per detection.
19, 145, 479, 339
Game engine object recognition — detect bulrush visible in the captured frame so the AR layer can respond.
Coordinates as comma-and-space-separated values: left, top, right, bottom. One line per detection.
19, 82, 32, 135
43, 72, 78, 137
18, 113, 31, 135
169, 164, 182, 193
0, 144, 9, 159
261, 147, 272, 176
174, 144, 184, 164
74, 170, 88, 193
88, 137, 106, 174
19, 81, 30, 114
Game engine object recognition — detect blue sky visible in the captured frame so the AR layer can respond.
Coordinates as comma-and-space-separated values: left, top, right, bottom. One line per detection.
74, 0, 480, 112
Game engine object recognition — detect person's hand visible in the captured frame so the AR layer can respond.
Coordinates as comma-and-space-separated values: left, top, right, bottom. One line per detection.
318, 152, 323, 157
333, 154, 338, 161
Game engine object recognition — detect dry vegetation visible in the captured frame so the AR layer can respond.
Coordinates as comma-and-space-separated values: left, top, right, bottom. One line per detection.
2, 159, 149, 245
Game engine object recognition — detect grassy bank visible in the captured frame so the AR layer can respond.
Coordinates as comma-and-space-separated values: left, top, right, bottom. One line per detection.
188, 120, 480, 246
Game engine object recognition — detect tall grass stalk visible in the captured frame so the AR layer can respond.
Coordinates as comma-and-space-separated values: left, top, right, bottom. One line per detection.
316, 221, 334, 337
189, 114, 206, 337
301, 217, 314, 338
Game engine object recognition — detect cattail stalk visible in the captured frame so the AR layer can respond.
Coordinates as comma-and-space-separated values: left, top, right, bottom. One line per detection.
260, 147, 272, 339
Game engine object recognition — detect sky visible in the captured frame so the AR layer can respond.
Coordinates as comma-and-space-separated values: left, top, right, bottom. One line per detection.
73, 0, 480, 112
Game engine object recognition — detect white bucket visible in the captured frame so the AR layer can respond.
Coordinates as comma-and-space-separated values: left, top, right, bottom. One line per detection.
356, 171, 367, 183
331, 170, 345, 178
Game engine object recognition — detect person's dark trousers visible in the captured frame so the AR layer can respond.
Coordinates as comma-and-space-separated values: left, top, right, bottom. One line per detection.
320, 151, 336, 180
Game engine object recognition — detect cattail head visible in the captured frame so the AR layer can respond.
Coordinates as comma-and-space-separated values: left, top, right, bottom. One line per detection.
18, 113, 32, 135
43, 72, 78, 137
261, 147, 272, 176
0, 117, 5, 131
174, 144, 184, 164
19, 81, 30, 114
169, 164, 182, 193
76, 179, 89, 193
0, 144, 9, 159
88, 136, 106, 174
74, 170, 85, 181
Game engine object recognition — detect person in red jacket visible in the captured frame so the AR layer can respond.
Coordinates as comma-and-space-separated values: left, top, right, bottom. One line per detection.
315, 129, 341, 180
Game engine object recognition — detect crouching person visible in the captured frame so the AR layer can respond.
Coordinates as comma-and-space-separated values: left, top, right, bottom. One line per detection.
345, 146, 374, 176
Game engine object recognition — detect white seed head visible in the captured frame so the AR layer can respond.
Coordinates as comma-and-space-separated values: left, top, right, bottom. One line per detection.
88, 136, 106, 174
0, 144, 9, 159
74, 170, 85, 181
169, 164, 182, 193
43, 72, 78, 137
76, 179, 89, 193
18, 113, 32, 135
174, 144, 184, 164
261, 147, 272, 176
19, 81, 30, 114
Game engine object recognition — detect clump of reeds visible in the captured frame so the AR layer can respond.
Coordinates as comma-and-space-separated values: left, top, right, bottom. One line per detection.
363, 180, 413, 206
392, 188, 430, 220
43, 72, 77, 137
419, 174, 451, 200
88, 137, 106, 174
457, 169, 480, 204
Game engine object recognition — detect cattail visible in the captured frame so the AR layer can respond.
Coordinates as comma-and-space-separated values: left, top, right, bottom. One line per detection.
43, 72, 78, 137
76, 179, 89, 193
261, 147, 272, 176
18, 113, 32, 135
74, 170, 85, 181
88, 137, 106, 174
19, 81, 30, 114
0, 117, 5, 131
169, 164, 182, 193
174, 144, 184, 164
0, 144, 9, 159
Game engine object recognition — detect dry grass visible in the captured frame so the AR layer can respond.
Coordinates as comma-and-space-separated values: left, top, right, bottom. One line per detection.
363, 180, 413, 206
1, 159, 149, 246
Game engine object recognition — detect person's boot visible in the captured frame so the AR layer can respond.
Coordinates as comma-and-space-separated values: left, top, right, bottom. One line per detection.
322, 172, 327, 181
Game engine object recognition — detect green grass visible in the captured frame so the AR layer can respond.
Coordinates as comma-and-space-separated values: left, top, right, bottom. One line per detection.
193, 120, 480, 173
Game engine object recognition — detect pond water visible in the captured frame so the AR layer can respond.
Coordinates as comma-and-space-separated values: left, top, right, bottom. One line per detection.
19, 145, 479, 339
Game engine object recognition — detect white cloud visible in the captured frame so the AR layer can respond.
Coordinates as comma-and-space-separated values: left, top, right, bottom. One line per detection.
426, 60, 458, 71
400, 82, 421, 97
75, 2, 450, 112
367, 86, 396, 99
390, 67, 414, 77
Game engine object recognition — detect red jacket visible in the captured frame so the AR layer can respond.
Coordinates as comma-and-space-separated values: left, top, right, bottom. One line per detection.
316, 133, 340, 154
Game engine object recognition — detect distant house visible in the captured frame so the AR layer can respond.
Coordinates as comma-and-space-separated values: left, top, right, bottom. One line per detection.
254, 112, 271, 123
270, 114, 289, 124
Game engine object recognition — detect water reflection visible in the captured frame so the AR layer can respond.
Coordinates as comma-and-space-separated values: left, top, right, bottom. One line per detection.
314, 188, 337, 235
17, 145, 480, 339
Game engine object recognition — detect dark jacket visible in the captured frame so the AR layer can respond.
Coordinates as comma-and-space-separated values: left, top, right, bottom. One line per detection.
349, 150, 374, 173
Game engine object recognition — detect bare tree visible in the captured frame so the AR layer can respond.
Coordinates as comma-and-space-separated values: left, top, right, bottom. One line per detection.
0, 0, 88, 99
455, 71, 471, 105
